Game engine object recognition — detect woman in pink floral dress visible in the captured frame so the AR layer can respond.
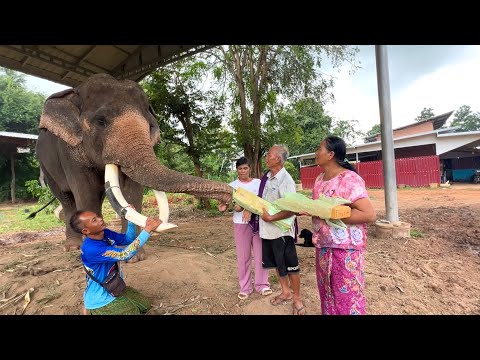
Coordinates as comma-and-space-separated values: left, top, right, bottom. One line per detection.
310, 136, 376, 315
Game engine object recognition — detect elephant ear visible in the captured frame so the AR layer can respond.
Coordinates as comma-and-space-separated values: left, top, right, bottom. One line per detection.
39, 88, 83, 147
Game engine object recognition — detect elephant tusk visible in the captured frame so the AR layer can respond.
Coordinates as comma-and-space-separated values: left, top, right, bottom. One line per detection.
104, 164, 177, 232
153, 190, 170, 223
54, 204, 64, 221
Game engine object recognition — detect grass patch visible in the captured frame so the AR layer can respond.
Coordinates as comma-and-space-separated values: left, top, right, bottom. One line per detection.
0, 193, 220, 235
269, 274, 279, 285
101, 201, 118, 223
0, 205, 63, 234
410, 229, 425, 238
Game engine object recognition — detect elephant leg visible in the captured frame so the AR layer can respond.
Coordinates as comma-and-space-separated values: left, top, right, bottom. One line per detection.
62, 195, 85, 251
41, 169, 84, 251
119, 175, 146, 263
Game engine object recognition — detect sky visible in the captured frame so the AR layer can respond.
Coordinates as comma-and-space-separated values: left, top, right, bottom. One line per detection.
321, 45, 480, 138
23, 45, 480, 143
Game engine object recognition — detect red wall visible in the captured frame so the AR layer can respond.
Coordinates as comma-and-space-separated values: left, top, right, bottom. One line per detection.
300, 155, 440, 189
300, 166, 324, 189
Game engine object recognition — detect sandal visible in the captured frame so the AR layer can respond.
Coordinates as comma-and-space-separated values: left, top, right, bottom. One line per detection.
260, 288, 273, 296
270, 294, 293, 306
238, 292, 249, 300
293, 304, 306, 315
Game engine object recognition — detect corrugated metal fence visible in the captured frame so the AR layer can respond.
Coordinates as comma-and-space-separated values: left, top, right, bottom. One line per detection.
300, 155, 440, 189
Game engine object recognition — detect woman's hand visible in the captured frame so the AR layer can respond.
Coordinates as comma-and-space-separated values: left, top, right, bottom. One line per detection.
296, 211, 312, 217
242, 209, 252, 223
218, 203, 228, 212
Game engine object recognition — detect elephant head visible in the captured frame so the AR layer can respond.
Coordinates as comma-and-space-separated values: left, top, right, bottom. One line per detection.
39, 73, 233, 218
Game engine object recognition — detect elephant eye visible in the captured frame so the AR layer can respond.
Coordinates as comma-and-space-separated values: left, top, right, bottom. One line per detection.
94, 115, 107, 126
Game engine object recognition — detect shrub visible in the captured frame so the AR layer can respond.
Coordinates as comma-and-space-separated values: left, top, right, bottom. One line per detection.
24, 180, 60, 214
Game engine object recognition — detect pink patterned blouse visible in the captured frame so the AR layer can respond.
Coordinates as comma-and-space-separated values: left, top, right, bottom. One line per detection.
312, 170, 369, 250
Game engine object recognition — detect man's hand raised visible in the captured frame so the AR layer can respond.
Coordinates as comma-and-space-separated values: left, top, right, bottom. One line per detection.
144, 217, 162, 233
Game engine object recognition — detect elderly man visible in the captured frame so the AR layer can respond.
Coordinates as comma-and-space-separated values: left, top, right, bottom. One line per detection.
259, 144, 305, 315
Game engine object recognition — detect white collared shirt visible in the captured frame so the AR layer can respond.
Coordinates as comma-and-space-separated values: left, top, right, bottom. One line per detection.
259, 167, 296, 239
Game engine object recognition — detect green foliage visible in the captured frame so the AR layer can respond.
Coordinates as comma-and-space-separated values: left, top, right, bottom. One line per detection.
268, 98, 332, 157
0, 68, 46, 134
410, 229, 425, 238
154, 142, 195, 175
201, 150, 238, 182
415, 107, 435, 122
269, 273, 279, 285
142, 58, 235, 182
366, 124, 381, 137
450, 105, 480, 131
24, 179, 59, 213
0, 68, 46, 202
0, 154, 41, 202
331, 119, 362, 146
284, 161, 300, 181
195, 198, 222, 216
208, 45, 359, 177
263, 97, 362, 157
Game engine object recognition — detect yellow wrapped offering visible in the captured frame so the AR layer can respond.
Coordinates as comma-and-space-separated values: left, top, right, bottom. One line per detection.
273, 192, 351, 219
232, 187, 295, 232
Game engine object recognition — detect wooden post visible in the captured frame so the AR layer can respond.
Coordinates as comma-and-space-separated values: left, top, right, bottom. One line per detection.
10, 153, 16, 204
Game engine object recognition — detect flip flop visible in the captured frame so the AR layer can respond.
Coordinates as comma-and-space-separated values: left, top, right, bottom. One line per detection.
261, 288, 273, 296
293, 304, 306, 315
270, 295, 293, 306
238, 292, 249, 300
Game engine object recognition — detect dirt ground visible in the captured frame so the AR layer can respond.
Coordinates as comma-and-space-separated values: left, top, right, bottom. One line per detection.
1, 184, 479, 315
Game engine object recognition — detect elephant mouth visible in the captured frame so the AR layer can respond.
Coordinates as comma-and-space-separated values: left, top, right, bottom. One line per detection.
104, 164, 177, 233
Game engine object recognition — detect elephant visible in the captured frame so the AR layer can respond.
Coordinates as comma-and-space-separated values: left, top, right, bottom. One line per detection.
36, 73, 233, 259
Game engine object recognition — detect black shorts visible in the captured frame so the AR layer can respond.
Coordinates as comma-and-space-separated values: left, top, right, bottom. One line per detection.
262, 236, 299, 277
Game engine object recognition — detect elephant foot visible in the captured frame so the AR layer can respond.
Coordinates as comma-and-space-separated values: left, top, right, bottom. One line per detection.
64, 239, 83, 252
126, 247, 147, 263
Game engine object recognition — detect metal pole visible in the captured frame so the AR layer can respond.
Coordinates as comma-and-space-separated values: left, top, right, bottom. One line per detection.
375, 45, 399, 223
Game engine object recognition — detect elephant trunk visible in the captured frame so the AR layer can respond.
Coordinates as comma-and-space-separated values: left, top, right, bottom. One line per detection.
104, 115, 233, 204
122, 156, 233, 204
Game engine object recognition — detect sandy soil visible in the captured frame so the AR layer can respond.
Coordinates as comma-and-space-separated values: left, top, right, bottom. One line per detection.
0, 184, 479, 315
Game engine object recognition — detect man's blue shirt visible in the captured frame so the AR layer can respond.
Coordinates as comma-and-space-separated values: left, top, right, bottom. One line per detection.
80, 221, 150, 310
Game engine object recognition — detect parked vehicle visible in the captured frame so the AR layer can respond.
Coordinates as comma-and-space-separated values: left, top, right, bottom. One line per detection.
474, 170, 480, 184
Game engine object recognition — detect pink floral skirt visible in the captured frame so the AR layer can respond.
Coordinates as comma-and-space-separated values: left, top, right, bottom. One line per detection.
315, 247, 366, 315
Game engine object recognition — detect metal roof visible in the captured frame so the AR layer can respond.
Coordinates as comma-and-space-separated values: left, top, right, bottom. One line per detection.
0, 131, 38, 148
289, 127, 480, 165
0, 45, 215, 87
0, 131, 38, 140
364, 111, 454, 143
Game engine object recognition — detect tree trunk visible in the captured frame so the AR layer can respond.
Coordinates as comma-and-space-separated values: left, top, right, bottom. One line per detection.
10, 153, 16, 204
193, 157, 211, 210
